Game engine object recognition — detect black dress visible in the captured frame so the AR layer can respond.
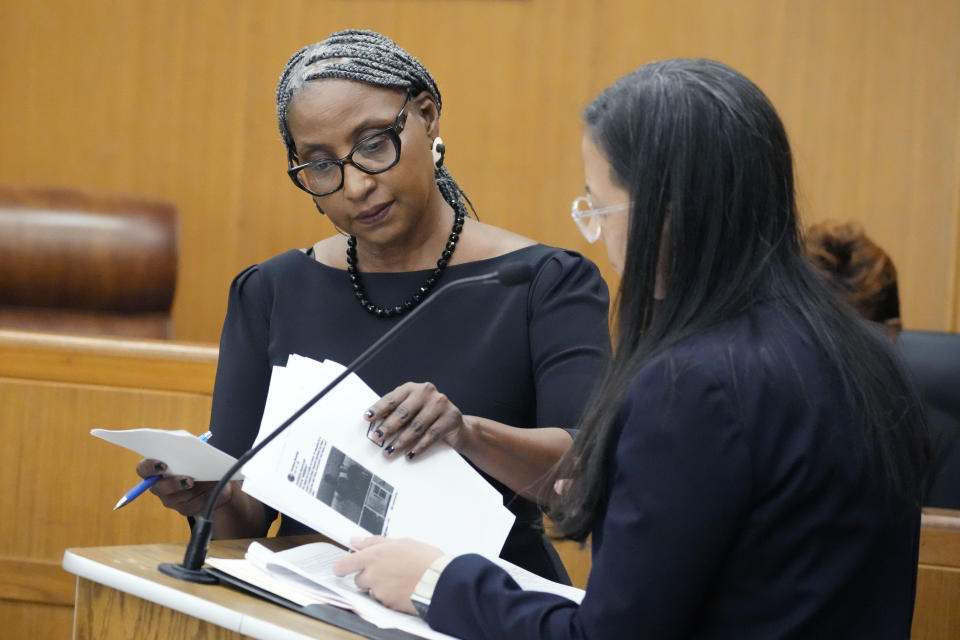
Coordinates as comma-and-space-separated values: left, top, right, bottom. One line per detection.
207, 244, 611, 581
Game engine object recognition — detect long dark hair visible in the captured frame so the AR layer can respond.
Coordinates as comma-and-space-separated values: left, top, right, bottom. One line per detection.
552, 59, 928, 541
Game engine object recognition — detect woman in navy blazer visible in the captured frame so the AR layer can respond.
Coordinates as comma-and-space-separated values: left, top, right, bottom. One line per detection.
335, 59, 929, 639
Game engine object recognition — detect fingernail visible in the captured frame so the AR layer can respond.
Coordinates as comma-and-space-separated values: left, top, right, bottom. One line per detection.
364, 409, 374, 418
154, 462, 167, 472
385, 445, 395, 454
406, 451, 416, 460
179, 478, 192, 489
375, 429, 384, 438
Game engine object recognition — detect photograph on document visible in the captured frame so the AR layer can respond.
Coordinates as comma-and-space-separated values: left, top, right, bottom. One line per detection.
316, 446, 394, 535
284, 435, 395, 536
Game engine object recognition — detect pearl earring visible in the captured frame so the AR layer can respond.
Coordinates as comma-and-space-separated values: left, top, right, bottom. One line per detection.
431, 137, 445, 168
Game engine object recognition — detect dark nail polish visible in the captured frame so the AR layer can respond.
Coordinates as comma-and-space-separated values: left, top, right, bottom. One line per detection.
407, 451, 416, 460
154, 462, 167, 472
365, 409, 374, 418
375, 429, 384, 438
179, 478, 191, 489
386, 445, 395, 454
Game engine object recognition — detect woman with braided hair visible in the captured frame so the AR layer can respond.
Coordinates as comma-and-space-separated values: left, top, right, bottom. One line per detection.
136, 30, 610, 582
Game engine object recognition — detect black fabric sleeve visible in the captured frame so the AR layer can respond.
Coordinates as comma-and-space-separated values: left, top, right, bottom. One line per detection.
427, 358, 752, 640
526, 250, 611, 432
207, 265, 278, 529
208, 265, 272, 456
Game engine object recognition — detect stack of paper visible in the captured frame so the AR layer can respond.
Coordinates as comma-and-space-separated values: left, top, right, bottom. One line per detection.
206, 540, 584, 639
240, 355, 516, 559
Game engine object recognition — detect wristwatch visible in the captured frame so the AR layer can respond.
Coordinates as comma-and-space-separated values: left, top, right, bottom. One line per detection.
410, 555, 454, 620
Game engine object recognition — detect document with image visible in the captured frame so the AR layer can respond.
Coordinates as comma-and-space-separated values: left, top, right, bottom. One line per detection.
239, 355, 515, 559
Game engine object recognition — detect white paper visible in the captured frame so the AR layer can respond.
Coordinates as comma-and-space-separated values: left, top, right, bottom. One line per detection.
90, 428, 241, 481
204, 556, 352, 610
217, 541, 459, 639
207, 541, 584, 639
239, 356, 515, 558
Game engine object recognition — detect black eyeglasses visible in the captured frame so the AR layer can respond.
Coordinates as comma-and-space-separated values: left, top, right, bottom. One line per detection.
287, 95, 410, 197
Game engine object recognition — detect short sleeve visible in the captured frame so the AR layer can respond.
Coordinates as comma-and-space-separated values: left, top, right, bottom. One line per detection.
526, 250, 611, 430
428, 356, 752, 640
208, 265, 273, 458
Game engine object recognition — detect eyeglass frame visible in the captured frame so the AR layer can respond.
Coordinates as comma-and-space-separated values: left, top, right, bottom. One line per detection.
570, 195, 630, 243
286, 93, 411, 197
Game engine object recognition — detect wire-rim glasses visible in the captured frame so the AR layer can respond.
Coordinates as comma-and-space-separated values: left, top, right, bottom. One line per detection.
571, 195, 629, 243
287, 94, 411, 197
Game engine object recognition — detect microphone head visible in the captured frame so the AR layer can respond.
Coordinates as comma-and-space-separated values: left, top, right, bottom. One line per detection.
497, 263, 534, 286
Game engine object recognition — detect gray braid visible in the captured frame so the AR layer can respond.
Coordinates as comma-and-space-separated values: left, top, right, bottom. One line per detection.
276, 29, 474, 218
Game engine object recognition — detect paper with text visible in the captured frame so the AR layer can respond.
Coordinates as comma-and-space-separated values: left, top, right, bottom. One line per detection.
207, 541, 584, 639
239, 356, 514, 558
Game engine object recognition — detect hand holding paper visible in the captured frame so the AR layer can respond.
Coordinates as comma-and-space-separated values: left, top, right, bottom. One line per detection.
91, 428, 240, 481
114, 430, 213, 510
241, 355, 516, 558
363, 381, 468, 459
91, 428, 242, 515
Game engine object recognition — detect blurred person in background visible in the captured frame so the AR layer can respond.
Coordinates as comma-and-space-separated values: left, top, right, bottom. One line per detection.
806, 220, 958, 509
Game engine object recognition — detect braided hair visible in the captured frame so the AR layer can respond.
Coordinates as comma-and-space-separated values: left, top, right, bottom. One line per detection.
276, 29, 474, 218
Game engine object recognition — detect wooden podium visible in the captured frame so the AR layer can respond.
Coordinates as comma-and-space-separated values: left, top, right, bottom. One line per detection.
63, 536, 364, 640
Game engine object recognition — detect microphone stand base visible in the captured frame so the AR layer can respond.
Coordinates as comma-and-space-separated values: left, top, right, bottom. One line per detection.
158, 561, 219, 584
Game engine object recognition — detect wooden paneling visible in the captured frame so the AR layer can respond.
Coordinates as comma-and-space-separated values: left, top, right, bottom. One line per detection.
69, 538, 360, 639
0, 379, 213, 557
75, 578, 250, 640
0, 329, 217, 392
0, 557, 75, 606
913, 566, 960, 640
589, 0, 960, 331
2, 1, 956, 341
913, 509, 960, 639
0, 599, 74, 640
0, 330, 216, 638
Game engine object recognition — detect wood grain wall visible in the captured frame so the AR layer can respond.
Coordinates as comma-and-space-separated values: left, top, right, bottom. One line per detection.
1, 0, 958, 339
0, 330, 218, 639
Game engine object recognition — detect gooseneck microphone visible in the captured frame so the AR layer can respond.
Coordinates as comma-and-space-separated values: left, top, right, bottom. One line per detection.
158, 262, 534, 583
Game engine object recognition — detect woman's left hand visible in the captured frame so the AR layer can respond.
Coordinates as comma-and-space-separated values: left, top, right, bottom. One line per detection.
363, 382, 468, 459
333, 536, 444, 614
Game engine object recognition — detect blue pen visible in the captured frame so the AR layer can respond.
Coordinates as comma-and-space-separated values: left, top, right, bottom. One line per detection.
113, 430, 213, 510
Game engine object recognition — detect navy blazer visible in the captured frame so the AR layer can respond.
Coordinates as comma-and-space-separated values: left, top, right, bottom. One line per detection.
429, 305, 921, 639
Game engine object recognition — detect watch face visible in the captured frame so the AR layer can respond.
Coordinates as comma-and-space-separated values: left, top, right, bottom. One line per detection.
411, 597, 430, 620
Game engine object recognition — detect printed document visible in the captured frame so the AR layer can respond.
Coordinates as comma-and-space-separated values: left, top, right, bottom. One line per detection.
206, 541, 584, 639
240, 355, 515, 559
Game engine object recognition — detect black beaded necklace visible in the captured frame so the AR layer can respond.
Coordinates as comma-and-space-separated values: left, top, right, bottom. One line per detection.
346, 208, 465, 318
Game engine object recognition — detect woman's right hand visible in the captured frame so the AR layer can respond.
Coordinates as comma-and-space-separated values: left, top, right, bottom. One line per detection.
135, 458, 236, 518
